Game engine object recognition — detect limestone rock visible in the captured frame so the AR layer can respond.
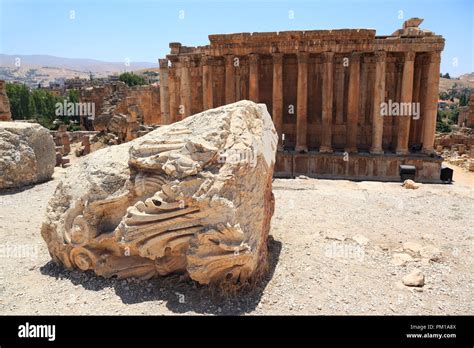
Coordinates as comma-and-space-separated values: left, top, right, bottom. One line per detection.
352, 234, 370, 246
420, 245, 442, 262
0, 122, 55, 189
324, 231, 346, 241
402, 180, 419, 190
403, 18, 423, 29
41, 100, 278, 288
402, 270, 425, 287
403, 241, 422, 255
392, 253, 413, 266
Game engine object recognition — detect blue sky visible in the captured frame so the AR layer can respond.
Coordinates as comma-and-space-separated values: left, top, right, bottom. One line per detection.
0, 0, 473, 75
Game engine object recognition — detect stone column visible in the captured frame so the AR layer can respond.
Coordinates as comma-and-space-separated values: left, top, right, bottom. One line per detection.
345, 52, 361, 153
320, 52, 334, 153
225, 55, 235, 105
296, 52, 309, 152
168, 63, 178, 123
179, 56, 192, 119
422, 51, 441, 154
248, 53, 259, 102
370, 50, 386, 154
396, 51, 416, 155
272, 53, 284, 151
410, 58, 422, 145
202, 56, 214, 110
159, 59, 170, 125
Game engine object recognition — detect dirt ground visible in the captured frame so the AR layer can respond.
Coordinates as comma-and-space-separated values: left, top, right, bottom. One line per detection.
0, 164, 472, 315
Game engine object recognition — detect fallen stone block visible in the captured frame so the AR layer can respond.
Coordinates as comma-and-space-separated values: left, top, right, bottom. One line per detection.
41, 101, 278, 288
0, 122, 55, 189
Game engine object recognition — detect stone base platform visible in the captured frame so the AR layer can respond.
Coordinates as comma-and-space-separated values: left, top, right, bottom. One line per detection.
274, 151, 443, 183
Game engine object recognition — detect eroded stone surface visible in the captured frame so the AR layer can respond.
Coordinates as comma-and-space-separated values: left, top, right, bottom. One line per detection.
41, 101, 278, 287
0, 122, 55, 189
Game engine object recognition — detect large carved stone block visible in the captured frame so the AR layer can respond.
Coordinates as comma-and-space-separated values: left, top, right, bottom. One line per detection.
0, 122, 56, 189
41, 100, 278, 287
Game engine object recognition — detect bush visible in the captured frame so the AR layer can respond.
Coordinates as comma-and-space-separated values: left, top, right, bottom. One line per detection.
119, 72, 148, 87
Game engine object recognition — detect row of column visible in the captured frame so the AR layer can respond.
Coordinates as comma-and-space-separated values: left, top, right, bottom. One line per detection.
159, 50, 441, 155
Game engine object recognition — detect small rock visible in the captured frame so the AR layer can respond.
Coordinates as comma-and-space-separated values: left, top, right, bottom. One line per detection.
420, 245, 442, 262
402, 270, 425, 287
298, 175, 309, 180
392, 253, 413, 266
403, 242, 422, 255
402, 179, 420, 190
352, 234, 370, 246
325, 231, 346, 241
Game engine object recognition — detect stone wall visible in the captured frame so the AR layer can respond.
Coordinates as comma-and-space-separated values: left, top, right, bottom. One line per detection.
114, 85, 161, 125
458, 93, 474, 128
79, 82, 161, 132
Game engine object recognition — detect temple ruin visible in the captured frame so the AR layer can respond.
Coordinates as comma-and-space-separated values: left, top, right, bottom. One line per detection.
157, 18, 445, 182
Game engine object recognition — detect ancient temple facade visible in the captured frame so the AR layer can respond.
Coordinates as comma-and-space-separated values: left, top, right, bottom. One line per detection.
157, 18, 445, 182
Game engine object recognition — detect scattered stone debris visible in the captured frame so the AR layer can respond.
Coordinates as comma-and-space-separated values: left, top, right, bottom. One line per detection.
435, 127, 474, 172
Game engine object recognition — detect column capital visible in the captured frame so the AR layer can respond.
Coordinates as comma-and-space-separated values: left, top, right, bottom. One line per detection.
272, 52, 284, 64
168, 68, 176, 78
429, 51, 442, 63
374, 50, 387, 62
224, 54, 234, 64
201, 55, 213, 66
322, 51, 335, 63
178, 56, 192, 68
159, 59, 169, 69
297, 52, 309, 64
249, 53, 259, 65
405, 51, 416, 61
350, 51, 362, 61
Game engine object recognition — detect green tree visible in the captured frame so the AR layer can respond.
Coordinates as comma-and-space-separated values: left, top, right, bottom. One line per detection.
6, 82, 65, 128
119, 72, 147, 87
68, 89, 79, 103
6, 83, 35, 120
30, 88, 63, 129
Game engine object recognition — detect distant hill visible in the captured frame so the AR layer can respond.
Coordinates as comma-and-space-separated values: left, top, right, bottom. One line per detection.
439, 73, 474, 93
0, 54, 157, 76
458, 72, 474, 83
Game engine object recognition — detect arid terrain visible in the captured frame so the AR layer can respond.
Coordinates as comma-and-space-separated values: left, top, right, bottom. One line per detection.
0, 164, 472, 315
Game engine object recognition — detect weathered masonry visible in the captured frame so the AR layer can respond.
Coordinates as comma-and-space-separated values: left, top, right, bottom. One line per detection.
157, 18, 445, 182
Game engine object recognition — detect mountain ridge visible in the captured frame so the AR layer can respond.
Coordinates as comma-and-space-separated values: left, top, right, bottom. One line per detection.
0, 54, 157, 75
